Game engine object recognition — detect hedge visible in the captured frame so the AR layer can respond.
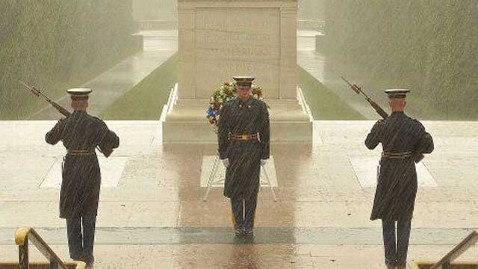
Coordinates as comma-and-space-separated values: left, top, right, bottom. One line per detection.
0, 0, 138, 119
324, 1, 477, 120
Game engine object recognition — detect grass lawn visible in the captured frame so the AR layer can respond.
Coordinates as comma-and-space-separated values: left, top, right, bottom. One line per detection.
101, 54, 178, 120
298, 67, 366, 120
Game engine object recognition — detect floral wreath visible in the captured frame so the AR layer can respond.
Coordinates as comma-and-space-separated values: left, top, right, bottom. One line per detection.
206, 81, 266, 133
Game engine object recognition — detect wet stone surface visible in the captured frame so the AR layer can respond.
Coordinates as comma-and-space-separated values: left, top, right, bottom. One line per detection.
1, 120, 477, 268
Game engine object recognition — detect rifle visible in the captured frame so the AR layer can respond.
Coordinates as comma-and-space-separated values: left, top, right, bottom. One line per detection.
341, 77, 424, 163
19, 80, 113, 157
19, 80, 71, 117
341, 77, 388, 119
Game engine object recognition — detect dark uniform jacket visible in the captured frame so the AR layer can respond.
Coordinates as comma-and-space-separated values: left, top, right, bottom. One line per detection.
45, 110, 119, 219
365, 112, 434, 221
218, 97, 270, 200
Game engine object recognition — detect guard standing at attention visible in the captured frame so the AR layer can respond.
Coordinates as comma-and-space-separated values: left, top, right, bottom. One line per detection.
218, 76, 270, 237
365, 89, 434, 269
45, 88, 119, 268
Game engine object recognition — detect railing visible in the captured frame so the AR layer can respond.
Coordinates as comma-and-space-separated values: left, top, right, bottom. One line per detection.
428, 230, 478, 269
160, 83, 178, 122
155, 83, 178, 145
167, 83, 179, 114
15, 227, 77, 269
297, 87, 313, 122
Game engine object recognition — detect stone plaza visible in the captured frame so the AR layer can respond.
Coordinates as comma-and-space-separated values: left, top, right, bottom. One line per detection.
1, 120, 478, 268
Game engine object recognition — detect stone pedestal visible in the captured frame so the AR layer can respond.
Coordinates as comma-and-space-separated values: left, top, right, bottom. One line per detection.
163, 98, 312, 143
164, 0, 312, 143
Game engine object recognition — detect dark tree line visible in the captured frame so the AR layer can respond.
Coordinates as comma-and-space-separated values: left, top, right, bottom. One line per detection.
0, 0, 138, 119
324, 1, 477, 119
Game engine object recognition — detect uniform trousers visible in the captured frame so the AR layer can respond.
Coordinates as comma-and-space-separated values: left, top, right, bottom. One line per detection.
382, 218, 412, 266
66, 216, 96, 262
231, 195, 258, 231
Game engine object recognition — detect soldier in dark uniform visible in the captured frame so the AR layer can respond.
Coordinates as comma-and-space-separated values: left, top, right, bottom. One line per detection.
365, 89, 434, 269
218, 76, 270, 237
45, 88, 119, 268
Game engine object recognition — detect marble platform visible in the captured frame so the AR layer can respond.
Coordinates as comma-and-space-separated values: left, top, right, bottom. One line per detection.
1, 120, 478, 268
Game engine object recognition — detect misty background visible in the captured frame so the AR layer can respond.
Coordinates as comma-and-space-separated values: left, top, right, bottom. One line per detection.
0, 0, 476, 120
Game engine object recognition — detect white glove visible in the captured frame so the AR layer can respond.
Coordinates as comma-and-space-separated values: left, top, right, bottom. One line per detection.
221, 158, 230, 167
260, 159, 268, 166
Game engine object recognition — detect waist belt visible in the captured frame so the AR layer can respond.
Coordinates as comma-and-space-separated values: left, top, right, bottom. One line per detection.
229, 133, 259, 141
67, 149, 95, 156
381, 151, 414, 159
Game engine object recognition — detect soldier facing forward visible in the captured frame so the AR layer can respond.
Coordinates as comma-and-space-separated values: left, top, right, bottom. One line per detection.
365, 89, 434, 269
45, 88, 119, 268
218, 76, 270, 237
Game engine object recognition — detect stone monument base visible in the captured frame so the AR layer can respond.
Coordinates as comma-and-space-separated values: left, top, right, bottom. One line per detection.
163, 98, 312, 143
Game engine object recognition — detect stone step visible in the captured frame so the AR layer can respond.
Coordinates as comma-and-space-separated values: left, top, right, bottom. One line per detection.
163, 99, 312, 143
167, 99, 310, 122
0, 262, 81, 269
411, 261, 477, 269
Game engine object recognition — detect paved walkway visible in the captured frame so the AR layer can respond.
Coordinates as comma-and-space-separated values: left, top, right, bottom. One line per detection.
30, 30, 177, 120
1, 120, 477, 268
297, 32, 392, 120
